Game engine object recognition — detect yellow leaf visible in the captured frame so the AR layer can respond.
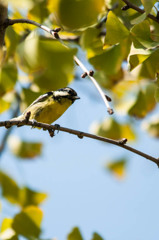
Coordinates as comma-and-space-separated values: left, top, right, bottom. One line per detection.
107, 159, 127, 179
12, 206, 43, 238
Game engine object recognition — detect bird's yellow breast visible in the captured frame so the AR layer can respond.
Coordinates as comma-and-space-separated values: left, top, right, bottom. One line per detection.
29, 98, 72, 124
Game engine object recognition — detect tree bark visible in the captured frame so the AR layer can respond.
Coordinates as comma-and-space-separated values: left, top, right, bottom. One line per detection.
0, 1, 8, 63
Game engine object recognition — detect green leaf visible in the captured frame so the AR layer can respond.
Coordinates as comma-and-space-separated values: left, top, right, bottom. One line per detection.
17, 35, 77, 91
91, 232, 104, 240
105, 11, 130, 45
131, 12, 147, 25
5, 27, 19, 59
28, 0, 49, 23
67, 227, 83, 240
12, 206, 43, 238
48, 0, 105, 30
128, 38, 155, 71
0, 62, 18, 96
90, 44, 126, 76
128, 83, 156, 118
141, 0, 156, 14
20, 187, 47, 207
137, 48, 159, 79
8, 136, 42, 159
90, 118, 135, 141
0, 171, 47, 207
155, 87, 159, 102
0, 171, 20, 205
130, 20, 159, 48
80, 27, 103, 57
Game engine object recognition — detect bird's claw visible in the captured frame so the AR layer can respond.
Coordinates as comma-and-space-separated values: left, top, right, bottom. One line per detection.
54, 124, 60, 133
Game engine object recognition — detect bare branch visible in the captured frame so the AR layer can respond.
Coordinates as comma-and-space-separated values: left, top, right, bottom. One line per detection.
4, 18, 113, 115
0, 119, 159, 166
73, 56, 113, 115
121, 0, 159, 23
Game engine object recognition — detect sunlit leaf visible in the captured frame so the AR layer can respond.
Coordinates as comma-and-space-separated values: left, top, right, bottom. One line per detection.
48, 0, 105, 30
106, 159, 127, 179
12, 206, 43, 238
1, 218, 13, 232
20, 187, 47, 207
0, 98, 10, 113
131, 12, 147, 25
8, 136, 42, 159
67, 227, 83, 240
128, 39, 154, 71
105, 11, 130, 45
137, 48, 159, 79
130, 20, 159, 48
141, 0, 156, 14
0, 218, 18, 240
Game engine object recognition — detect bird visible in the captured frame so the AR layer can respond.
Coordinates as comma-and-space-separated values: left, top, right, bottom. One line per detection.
11, 87, 80, 125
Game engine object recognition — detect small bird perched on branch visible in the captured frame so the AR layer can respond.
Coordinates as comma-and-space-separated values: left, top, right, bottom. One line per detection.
11, 87, 80, 124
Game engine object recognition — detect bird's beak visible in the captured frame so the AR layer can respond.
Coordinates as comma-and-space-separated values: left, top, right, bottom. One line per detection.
72, 96, 80, 100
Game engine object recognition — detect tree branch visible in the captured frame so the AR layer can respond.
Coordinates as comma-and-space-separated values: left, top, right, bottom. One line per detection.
0, 1, 8, 63
121, 0, 159, 23
4, 18, 113, 115
0, 117, 159, 166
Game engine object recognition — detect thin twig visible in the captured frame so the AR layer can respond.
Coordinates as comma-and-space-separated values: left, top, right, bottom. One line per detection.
121, 0, 159, 23
4, 18, 113, 115
73, 56, 113, 114
0, 119, 159, 166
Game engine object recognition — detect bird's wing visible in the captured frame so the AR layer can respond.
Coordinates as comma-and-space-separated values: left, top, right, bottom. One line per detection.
29, 92, 53, 107
22, 92, 53, 116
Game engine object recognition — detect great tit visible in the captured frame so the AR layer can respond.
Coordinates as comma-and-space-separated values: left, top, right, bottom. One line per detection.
12, 87, 80, 124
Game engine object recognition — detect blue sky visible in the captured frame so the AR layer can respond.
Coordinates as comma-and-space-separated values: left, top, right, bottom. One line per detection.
1, 78, 159, 240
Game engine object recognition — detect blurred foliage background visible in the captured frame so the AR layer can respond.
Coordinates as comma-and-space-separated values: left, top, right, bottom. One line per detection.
0, 0, 159, 239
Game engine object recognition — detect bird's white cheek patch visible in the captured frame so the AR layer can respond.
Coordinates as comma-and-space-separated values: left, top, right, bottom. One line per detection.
54, 91, 69, 97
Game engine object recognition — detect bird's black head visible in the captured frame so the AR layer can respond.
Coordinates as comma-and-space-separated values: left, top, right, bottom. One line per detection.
53, 87, 80, 103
